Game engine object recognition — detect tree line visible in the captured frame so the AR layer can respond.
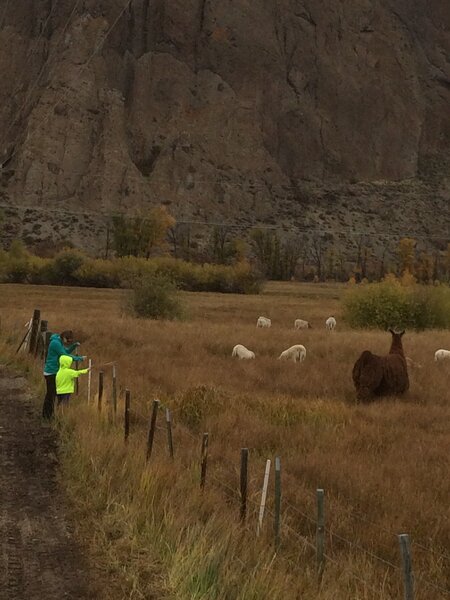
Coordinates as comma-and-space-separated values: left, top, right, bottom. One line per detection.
110, 207, 450, 283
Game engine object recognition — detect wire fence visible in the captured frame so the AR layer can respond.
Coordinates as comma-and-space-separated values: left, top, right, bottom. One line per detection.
11, 312, 450, 599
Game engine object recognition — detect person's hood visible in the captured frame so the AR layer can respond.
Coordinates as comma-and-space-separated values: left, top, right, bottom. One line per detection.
50, 333, 60, 341
59, 355, 73, 369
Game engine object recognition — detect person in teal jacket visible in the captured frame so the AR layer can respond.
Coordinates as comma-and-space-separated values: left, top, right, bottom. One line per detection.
42, 330, 85, 419
56, 355, 90, 406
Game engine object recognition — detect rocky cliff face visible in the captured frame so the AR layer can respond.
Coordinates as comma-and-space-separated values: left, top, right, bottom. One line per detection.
0, 0, 449, 257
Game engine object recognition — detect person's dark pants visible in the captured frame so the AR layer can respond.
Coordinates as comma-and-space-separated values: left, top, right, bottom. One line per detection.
42, 375, 56, 419
57, 393, 71, 406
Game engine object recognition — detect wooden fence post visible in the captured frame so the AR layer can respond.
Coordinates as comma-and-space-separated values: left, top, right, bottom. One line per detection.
28, 309, 41, 355
124, 389, 130, 443
35, 319, 48, 359
398, 534, 414, 600
74, 347, 79, 395
274, 457, 281, 550
98, 371, 104, 412
200, 433, 209, 489
165, 408, 174, 459
112, 364, 117, 421
44, 331, 52, 361
146, 399, 160, 462
257, 459, 271, 537
316, 488, 325, 580
87, 359, 92, 403
240, 448, 249, 523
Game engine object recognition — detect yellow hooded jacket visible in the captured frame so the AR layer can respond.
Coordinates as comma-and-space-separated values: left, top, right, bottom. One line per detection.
56, 355, 89, 395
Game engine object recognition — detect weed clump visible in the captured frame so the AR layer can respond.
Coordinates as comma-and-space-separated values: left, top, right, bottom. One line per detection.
128, 274, 184, 320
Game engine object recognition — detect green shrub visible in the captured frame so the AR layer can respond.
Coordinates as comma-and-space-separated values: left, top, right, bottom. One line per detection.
128, 274, 184, 320
50, 249, 86, 285
0, 241, 262, 294
74, 259, 122, 288
343, 278, 450, 330
0, 240, 30, 283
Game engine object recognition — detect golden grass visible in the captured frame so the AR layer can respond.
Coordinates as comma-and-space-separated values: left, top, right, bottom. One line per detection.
0, 281, 449, 599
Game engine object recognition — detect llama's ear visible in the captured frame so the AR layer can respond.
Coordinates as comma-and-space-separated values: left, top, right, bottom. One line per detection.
399, 330, 405, 337
388, 328, 395, 335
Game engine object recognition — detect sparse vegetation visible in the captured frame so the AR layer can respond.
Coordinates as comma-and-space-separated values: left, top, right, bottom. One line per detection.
0, 281, 449, 599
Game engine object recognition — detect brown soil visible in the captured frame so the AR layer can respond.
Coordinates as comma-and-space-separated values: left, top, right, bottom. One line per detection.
0, 366, 95, 600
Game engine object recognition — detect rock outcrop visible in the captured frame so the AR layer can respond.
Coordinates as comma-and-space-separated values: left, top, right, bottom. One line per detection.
0, 0, 449, 256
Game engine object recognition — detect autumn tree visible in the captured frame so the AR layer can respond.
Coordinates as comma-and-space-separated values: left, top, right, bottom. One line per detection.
112, 206, 175, 258
310, 234, 329, 281
397, 237, 416, 275
250, 229, 302, 280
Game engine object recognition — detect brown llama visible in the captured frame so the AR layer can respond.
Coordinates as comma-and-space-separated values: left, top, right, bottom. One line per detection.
352, 329, 409, 402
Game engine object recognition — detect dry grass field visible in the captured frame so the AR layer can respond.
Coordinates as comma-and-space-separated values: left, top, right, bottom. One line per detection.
0, 281, 449, 599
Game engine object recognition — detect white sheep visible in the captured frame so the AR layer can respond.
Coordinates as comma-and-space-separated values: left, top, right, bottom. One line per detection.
326, 316, 337, 330
294, 319, 311, 330
256, 316, 271, 328
232, 344, 256, 360
278, 344, 306, 363
434, 349, 450, 361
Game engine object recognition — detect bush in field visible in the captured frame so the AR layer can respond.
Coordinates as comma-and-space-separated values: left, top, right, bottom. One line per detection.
128, 274, 184, 320
343, 277, 450, 330
50, 248, 86, 285
0, 240, 30, 283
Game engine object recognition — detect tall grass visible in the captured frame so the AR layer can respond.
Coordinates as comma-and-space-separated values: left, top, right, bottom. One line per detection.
0, 281, 449, 599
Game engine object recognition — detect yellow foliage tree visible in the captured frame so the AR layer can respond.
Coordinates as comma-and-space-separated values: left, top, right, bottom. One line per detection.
397, 237, 416, 274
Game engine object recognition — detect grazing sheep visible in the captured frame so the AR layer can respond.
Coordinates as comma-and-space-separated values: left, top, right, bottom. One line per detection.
278, 344, 306, 363
352, 329, 409, 402
232, 344, 255, 360
435, 349, 450, 361
257, 316, 271, 328
326, 316, 336, 330
294, 319, 311, 330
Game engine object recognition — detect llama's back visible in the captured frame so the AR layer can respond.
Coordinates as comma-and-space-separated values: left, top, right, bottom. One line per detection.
352, 350, 384, 402
378, 354, 409, 395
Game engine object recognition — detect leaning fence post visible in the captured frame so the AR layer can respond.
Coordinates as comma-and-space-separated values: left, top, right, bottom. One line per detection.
112, 364, 117, 421
398, 534, 414, 600
240, 448, 249, 523
200, 433, 209, 489
124, 389, 130, 443
98, 371, 104, 412
316, 488, 325, 580
165, 408, 174, 459
274, 457, 281, 550
146, 399, 160, 462
87, 359, 92, 403
28, 309, 41, 355
16, 324, 32, 354
257, 459, 271, 537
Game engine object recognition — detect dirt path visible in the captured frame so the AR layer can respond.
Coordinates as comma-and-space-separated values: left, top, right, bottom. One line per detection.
0, 366, 94, 600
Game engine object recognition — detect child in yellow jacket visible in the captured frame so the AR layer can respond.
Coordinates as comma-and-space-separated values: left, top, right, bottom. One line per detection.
56, 355, 90, 406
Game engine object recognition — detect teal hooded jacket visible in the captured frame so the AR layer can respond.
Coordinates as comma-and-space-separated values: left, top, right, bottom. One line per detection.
56, 355, 89, 394
44, 333, 83, 375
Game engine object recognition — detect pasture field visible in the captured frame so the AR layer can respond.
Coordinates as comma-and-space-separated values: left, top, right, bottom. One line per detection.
0, 281, 449, 599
